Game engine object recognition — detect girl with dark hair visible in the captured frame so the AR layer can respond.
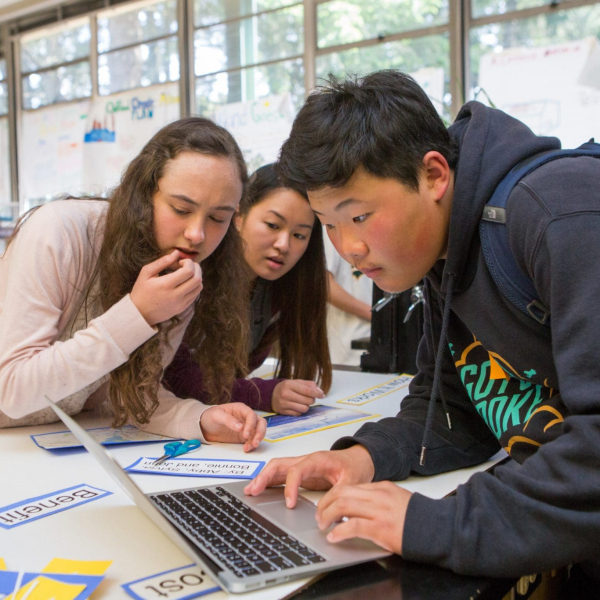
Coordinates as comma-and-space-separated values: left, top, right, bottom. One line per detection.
0, 117, 266, 451
165, 163, 332, 416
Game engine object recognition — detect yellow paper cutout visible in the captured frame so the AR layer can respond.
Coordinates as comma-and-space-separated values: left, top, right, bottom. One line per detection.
41, 558, 112, 575
0, 558, 6, 569
8, 576, 85, 600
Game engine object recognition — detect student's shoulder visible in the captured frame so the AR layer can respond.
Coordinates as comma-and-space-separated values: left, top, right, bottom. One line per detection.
514, 154, 600, 218
25, 199, 108, 240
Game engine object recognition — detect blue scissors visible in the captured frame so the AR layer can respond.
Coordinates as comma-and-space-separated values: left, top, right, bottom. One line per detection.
153, 439, 201, 465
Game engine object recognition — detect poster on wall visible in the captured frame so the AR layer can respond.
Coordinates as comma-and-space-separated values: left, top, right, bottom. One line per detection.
82, 82, 180, 195
18, 82, 180, 209
19, 99, 90, 208
214, 93, 295, 173
478, 37, 600, 148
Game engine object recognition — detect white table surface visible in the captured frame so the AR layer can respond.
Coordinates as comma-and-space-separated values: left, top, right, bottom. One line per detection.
0, 365, 506, 599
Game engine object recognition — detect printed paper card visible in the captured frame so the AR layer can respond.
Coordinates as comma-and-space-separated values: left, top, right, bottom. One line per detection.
122, 564, 220, 600
0, 571, 103, 600
0, 484, 112, 529
31, 425, 177, 450
336, 374, 413, 406
125, 457, 265, 479
41, 558, 112, 576
264, 404, 379, 442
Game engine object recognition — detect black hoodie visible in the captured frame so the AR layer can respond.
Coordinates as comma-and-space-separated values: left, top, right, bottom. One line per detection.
332, 102, 600, 578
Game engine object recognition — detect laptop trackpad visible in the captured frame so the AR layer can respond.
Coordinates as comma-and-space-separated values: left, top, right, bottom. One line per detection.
256, 497, 321, 531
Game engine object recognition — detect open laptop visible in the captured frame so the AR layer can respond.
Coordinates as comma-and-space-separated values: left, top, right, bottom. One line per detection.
47, 399, 390, 594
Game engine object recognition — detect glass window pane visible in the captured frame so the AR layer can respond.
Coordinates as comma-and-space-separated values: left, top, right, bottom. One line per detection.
22, 62, 91, 110
317, 34, 450, 117
0, 58, 6, 81
469, 6, 600, 92
194, 0, 299, 28
97, 0, 178, 54
473, 0, 553, 20
195, 57, 304, 116
318, 0, 449, 49
98, 36, 180, 95
0, 82, 7, 116
0, 118, 10, 210
195, 5, 303, 75
21, 19, 90, 73
470, 7, 600, 147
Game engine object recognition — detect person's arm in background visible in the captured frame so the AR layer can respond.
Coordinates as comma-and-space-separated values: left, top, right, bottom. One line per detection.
164, 340, 323, 415
327, 272, 372, 322
163, 342, 280, 412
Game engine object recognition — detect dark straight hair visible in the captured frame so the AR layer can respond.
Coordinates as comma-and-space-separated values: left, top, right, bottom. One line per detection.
240, 164, 332, 393
276, 70, 458, 192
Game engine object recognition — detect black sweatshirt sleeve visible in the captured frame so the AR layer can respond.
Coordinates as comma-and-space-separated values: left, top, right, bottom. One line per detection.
332, 284, 501, 481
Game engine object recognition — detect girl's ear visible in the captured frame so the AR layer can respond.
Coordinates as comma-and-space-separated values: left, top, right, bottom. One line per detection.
234, 212, 243, 231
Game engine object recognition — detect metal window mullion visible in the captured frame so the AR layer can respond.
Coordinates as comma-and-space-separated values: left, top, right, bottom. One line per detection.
196, 52, 305, 79
97, 32, 178, 57
5, 26, 20, 206
20, 55, 90, 78
315, 22, 450, 56
462, 0, 472, 108
449, 0, 465, 116
90, 13, 99, 98
468, 0, 599, 28
194, 1, 304, 31
303, 0, 316, 94
177, 0, 194, 116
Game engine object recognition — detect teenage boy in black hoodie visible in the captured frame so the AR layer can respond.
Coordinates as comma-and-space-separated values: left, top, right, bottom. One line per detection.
244, 70, 600, 587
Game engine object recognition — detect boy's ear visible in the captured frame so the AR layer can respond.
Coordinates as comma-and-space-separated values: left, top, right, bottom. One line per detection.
422, 151, 451, 201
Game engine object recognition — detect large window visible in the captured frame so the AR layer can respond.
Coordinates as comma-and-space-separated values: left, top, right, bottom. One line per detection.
20, 18, 92, 109
468, 1, 600, 146
193, 0, 305, 116
0, 58, 7, 116
315, 0, 452, 119
97, 0, 180, 95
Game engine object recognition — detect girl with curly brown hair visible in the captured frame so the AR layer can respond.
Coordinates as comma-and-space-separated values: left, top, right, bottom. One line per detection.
0, 117, 266, 451
165, 163, 332, 416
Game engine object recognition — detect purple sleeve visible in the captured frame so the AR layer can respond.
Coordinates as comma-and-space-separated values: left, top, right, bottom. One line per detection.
164, 342, 282, 411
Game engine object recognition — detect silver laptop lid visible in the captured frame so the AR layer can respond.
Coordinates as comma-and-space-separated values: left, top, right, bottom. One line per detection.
44, 398, 221, 584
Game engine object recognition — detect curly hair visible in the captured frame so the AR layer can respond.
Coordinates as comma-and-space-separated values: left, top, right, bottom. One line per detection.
95, 117, 251, 425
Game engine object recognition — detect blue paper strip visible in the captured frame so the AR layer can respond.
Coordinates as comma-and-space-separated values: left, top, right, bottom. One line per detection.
125, 457, 264, 479
0, 484, 112, 529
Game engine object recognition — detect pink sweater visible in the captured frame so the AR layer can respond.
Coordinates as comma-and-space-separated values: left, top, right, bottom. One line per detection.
0, 200, 209, 439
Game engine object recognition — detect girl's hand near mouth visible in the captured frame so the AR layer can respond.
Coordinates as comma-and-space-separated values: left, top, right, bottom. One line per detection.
131, 250, 203, 326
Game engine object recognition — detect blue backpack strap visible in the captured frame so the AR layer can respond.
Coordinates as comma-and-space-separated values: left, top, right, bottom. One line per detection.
480, 141, 600, 326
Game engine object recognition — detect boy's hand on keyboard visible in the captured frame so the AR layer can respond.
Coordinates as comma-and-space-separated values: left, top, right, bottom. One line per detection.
316, 481, 412, 554
244, 445, 375, 508
200, 403, 267, 452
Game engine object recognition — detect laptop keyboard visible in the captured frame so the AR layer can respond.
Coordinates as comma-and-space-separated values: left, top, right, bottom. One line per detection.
151, 486, 326, 578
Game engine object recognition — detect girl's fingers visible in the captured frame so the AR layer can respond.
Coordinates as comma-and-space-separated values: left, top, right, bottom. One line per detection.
283, 389, 316, 406
142, 250, 180, 277
290, 380, 325, 398
211, 409, 243, 434
280, 401, 311, 415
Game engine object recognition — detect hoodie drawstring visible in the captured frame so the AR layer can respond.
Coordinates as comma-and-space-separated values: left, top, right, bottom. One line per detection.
420, 274, 456, 466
